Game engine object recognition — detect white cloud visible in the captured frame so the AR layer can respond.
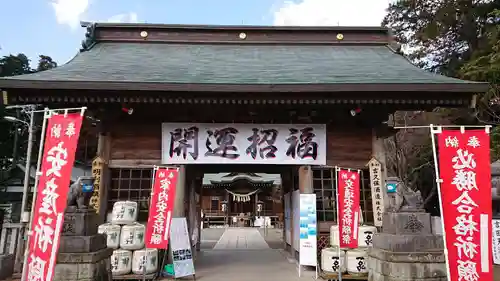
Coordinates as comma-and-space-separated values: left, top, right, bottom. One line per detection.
51, 0, 90, 30
273, 0, 393, 26
106, 12, 140, 23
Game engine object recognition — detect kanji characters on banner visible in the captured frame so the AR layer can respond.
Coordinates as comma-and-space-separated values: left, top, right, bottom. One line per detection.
337, 169, 360, 248
25, 112, 84, 281
145, 167, 179, 249
436, 129, 492, 281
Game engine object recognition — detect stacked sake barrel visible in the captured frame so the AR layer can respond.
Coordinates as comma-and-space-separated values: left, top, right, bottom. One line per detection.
98, 201, 158, 276
321, 224, 377, 276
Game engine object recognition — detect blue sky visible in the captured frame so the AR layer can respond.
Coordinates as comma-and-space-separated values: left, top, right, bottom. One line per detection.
0, 0, 392, 66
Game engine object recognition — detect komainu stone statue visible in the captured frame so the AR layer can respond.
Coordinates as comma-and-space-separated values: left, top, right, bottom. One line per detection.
66, 176, 94, 209
397, 189, 424, 212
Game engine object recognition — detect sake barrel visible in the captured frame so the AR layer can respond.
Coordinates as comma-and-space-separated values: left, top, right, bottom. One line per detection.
98, 223, 121, 249
321, 247, 346, 273
111, 201, 138, 225
357, 225, 377, 247
106, 212, 113, 223
132, 248, 159, 275
329, 225, 340, 247
111, 249, 132, 276
120, 223, 145, 250
346, 249, 368, 276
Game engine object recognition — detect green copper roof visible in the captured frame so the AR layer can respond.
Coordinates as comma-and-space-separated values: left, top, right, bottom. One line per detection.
1, 42, 481, 86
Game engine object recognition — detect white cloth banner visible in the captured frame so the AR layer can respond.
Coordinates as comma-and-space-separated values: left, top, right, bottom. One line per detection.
162, 123, 326, 165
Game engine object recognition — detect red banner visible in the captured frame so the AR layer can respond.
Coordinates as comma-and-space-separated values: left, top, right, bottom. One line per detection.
437, 129, 492, 281
337, 169, 360, 248
25, 112, 83, 281
145, 167, 178, 249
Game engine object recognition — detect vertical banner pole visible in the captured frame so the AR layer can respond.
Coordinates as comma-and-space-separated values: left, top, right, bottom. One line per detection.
334, 166, 342, 281
20, 108, 49, 281
145, 166, 157, 280
428, 124, 452, 281
21, 107, 87, 281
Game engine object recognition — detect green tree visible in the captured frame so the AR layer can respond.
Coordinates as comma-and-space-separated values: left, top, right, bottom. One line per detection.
0, 54, 57, 187
382, 0, 500, 214
36, 55, 57, 72
0, 54, 32, 77
383, 0, 500, 76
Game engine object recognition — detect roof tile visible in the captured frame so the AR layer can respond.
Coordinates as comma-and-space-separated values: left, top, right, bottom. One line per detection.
4, 43, 474, 85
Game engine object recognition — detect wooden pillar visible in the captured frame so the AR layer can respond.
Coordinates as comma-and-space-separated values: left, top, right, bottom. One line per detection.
255, 192, 258, 216
196, 175, 203, 251
225, 191, 230, 225
173, 165, 186, 217
298, 166, 313, 194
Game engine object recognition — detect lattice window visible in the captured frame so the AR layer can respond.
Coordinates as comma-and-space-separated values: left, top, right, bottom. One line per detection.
108, 168, 153, 222
312, 167, 373, 224
313, 168, 337, 222
211, 197, 219, 211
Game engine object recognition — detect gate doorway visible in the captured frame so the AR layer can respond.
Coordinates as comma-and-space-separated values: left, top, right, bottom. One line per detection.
200, 171, 283, 250
191, 165, 308, 280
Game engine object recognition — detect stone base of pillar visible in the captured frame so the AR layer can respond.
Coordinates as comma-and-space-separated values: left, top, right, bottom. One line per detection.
53, 208, 113, 281
368, 248, 446, 281
368, 211, 446, 281
0, 254, 14, 280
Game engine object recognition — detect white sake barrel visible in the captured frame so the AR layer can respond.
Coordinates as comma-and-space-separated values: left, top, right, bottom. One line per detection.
330, 225, 340, 247
346, 249, 368, 275
120, 223, 146, 250
111, 249, 132, 276
357, 225, 377, 247
132, 248, 159, 275
98, 223, 121, 249
106, 212, 113, 223
111, 201, 138, 225
321, 247, 346, 273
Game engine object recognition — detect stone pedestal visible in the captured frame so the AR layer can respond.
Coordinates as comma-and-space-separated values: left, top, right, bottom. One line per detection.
0, 254, 14, 280
368, 210, 446, 281
53, 208, 112, 281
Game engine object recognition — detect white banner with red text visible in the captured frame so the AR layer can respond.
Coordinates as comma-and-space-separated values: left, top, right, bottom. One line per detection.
337, 168, 360, 248
25, 112, 84, 281
145, 167, 179, 249
436, 129, 492, 281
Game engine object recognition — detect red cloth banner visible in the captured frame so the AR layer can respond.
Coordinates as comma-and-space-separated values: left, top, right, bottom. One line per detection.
437, 129, 492, 281
145, 167, 178, 249
25, 112, 83, 281
337, 169, 360, 248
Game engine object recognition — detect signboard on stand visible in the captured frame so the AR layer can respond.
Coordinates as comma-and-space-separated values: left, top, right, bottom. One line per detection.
367, 158, 384, 226
299, 193, 317, 267
493, 219, 500, 265
169, 217, 195, 279
89, 156, 104, 213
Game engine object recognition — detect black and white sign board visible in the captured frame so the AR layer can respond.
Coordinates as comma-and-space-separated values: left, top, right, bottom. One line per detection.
493, 219, 500, 265
170, 217, 196, 279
